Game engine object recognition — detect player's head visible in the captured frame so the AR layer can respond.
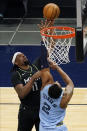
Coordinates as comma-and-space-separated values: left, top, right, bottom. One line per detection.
48, 82, 62, 99
12, 52, 30, 67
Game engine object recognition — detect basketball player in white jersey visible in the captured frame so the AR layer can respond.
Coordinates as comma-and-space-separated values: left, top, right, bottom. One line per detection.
32, 59, 74, 131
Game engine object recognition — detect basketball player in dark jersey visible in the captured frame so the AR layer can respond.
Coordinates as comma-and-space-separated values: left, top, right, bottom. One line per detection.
11, 51, 42, 131
11, 40, 50, 131
11, 20, 54, 131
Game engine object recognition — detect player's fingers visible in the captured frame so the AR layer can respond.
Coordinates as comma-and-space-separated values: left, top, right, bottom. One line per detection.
48, 58, 57, 67
45, 21, 51, 27
45, 19, 47, 25
41, 20, 44, 26
49, 20, 54, 26
47, 58, 53, 64
47, 20, 54, 27
44, 19, 49, 27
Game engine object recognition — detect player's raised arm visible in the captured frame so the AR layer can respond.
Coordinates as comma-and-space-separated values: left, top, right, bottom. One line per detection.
48, 59, 74, 108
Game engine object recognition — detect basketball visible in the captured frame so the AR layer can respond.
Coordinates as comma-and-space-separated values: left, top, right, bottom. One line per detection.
43, 3, 60, 20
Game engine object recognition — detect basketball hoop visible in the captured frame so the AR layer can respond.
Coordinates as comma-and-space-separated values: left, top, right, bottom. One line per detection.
40, 26, 75, 65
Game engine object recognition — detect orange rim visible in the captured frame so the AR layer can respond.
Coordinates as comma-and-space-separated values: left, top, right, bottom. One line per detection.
40, 26, 75, 39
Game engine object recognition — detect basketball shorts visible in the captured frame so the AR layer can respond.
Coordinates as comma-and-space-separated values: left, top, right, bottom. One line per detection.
17, 104, 40, 131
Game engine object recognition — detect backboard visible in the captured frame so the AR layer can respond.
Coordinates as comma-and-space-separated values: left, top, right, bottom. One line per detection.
76, 0, 87, 62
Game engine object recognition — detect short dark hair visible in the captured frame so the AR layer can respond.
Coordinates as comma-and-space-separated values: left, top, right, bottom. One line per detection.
48, 84, 62, 99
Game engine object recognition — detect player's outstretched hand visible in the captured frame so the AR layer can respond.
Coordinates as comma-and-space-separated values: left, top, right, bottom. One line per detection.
47, 58, 58, 70
38, 19, 54, 31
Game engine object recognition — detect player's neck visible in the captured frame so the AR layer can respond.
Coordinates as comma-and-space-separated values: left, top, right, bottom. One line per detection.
19, 65, 30, 70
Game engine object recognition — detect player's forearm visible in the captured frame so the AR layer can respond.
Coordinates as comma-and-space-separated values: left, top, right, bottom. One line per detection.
56, 66, 74, 87
17, 78, 35, 99
20, 72, 41, 98
24, 78, 34, 92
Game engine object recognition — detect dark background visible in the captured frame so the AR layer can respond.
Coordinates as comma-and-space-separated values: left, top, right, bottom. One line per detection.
0, 45, 87, 87
2, 0, 76, 18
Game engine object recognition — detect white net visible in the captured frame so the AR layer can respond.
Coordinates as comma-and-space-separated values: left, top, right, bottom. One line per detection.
41, 26, 75, 65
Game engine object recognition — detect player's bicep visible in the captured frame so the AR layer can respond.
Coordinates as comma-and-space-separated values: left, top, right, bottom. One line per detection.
14, 84, 24, 98
60, 85, 74, 108
11, 72, 23, 98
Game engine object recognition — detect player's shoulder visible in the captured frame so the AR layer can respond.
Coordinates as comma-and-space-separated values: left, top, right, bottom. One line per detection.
11, 71, 20, 79
41, 69, 51, 76
41, 70, 53, 80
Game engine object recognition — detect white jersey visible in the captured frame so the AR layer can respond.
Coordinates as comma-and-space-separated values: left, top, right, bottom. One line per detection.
39, 84, 66, 129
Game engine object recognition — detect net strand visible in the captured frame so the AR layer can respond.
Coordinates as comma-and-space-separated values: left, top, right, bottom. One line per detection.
41, 27, 75, 65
